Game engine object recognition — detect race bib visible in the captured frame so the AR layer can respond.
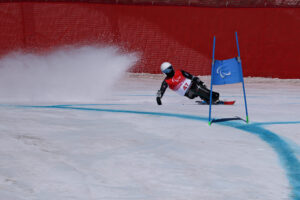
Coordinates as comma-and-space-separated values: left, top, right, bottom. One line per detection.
174, 78, 191, 96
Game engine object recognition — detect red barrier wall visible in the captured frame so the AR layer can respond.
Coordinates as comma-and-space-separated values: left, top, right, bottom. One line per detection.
0, 2, 299, 78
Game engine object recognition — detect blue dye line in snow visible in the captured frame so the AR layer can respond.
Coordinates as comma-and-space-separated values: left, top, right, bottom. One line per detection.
19, 104, 208, 121
221, 122, 300, 200
5, 104, 300, 200
252, 121, 300, 126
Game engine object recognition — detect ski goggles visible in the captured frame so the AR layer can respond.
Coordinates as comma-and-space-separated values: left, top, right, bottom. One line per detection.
163, 67, 173, 74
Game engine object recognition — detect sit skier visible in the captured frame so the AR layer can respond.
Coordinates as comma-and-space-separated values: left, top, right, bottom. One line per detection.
156, 62, 219, 105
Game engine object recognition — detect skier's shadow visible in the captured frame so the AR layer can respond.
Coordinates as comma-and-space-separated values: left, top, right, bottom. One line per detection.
211, 116, 246, 124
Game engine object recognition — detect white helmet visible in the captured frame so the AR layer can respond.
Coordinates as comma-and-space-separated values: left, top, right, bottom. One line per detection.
160, 62, 174, 75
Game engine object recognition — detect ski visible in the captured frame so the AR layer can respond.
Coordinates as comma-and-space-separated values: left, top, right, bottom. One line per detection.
196, 100, 235, 105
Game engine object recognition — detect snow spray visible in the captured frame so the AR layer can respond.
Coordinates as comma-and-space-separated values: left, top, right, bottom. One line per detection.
0, 46, 138, 103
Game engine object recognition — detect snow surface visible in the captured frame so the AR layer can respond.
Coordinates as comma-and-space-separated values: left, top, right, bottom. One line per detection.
0, 46, 300, 200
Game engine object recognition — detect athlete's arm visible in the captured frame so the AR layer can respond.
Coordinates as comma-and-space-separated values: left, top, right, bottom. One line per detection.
156, 79, 168, 105
181, 70, 194, 80
181, 70, 204, 86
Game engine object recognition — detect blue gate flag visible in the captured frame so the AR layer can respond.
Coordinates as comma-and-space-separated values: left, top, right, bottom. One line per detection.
209, 32, 249, 125
212, 57, 243, 85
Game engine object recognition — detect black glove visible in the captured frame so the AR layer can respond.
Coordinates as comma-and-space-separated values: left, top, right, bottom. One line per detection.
156, 90, 162, 105
156, 97, 162, 105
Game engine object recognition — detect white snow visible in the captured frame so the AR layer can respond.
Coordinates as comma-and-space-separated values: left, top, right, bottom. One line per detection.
0, 46, 299, 200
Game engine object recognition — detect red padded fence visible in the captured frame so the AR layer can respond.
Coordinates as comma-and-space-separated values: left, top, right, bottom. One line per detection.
0, 2, 299, 78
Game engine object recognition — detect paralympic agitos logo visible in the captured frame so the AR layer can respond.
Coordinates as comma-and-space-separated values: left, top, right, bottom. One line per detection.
216, 65, 231, 78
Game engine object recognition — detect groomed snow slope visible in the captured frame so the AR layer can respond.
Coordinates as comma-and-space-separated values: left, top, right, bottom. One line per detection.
0, 46, 299, 200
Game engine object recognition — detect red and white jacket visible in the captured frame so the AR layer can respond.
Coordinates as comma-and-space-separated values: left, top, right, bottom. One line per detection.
163, 70, 192, 96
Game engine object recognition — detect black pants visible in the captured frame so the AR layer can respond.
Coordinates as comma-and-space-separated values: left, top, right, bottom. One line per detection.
185, 81, 219, 103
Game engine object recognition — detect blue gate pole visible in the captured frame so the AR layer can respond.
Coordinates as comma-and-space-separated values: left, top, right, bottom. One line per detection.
209, 36, 216, 125
235, 32, 249, 123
